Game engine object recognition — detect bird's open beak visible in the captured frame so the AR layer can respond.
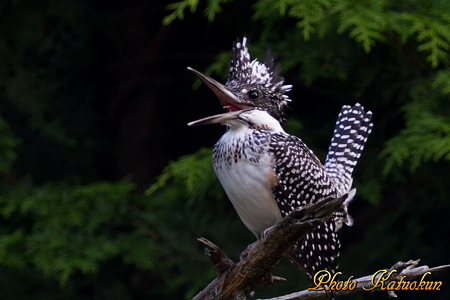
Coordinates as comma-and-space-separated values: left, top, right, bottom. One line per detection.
187, 110, 249, 126
187, 67, 250, 126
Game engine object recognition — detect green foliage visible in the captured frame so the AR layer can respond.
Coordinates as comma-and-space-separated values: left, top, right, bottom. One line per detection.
0, 116, 21, 171
167, 0, 450, 180
254, 0, 334, 40
1, 0, 450, 299
163, 0, 199, 25
203, 0, 233, 22
432, 68, 450, 96
163, 0, 232, 24
392, 10, 450, 68
143, 148, 254, 298
333, 0, 388, 53
161, 5, 450, 298
0, 145, 247, 298
381, 76, 450, 174
0, 179, 160, 285
146, 147, 223, 205
166, 0, 450, 67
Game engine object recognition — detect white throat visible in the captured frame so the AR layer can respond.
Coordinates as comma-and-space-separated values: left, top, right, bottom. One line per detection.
228, 109, 285, 133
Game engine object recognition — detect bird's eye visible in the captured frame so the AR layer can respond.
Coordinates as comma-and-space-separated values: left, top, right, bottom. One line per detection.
248, 90, 260, 100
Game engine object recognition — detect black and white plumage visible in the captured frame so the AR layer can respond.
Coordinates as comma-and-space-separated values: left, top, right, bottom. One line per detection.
187, 37, 373, 277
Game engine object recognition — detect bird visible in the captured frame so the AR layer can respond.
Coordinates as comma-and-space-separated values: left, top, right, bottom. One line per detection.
187, 37, 373, 277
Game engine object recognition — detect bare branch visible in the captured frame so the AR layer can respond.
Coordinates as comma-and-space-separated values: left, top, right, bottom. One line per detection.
192, 193, 450, 300
258, 260, 450, 300
192, 195, 346, 300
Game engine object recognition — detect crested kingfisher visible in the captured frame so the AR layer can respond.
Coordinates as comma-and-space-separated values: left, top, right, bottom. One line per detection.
187, 37, 373, 277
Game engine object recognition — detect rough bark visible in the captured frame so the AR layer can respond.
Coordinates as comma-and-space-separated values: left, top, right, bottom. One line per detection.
191, 196, 450, 300
192, 195, 345, 300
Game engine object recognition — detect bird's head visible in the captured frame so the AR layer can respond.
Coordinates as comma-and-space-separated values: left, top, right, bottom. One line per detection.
188, 37, 292, 126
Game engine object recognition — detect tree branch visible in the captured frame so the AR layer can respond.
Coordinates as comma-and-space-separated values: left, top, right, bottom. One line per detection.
192, 193, 450, 300
192, 195, 346, 300
258, 260, 450, 300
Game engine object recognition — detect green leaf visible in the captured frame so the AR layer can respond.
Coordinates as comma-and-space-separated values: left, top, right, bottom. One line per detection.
163, 0, 199, 25
381, 79, 450, 174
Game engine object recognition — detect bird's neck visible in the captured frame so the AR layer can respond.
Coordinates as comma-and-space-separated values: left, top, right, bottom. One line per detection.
226, 109, 285, 134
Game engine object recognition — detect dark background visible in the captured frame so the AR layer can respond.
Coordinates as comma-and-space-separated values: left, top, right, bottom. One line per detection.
0, 0, 449, 299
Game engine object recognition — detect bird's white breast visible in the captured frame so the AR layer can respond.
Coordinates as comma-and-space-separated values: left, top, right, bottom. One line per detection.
213, 122, 283, 237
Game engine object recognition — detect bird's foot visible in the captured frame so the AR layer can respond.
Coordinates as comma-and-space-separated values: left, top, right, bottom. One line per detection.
239, 241, 258, 261
260, 225, 275, 239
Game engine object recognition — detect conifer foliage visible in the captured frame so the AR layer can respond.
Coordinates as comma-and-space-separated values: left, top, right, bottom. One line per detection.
1, 0, 450, 299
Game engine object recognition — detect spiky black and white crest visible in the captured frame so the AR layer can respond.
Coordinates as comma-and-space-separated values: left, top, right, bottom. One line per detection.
226, 37, 292, 107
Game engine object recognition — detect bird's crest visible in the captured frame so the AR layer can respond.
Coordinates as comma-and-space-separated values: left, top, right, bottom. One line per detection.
226, 37, 292, 108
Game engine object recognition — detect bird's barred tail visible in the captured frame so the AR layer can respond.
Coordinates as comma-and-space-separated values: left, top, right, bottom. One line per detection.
324, 103, 373, 196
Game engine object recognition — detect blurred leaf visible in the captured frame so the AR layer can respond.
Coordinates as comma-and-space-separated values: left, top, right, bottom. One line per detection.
0, 116, 20, 171
381, 78, 450, 174
146, 147, 222, 205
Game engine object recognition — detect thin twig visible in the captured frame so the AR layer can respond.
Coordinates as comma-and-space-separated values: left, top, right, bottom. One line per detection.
258, 261, 450, 300
191, 194, 450, 300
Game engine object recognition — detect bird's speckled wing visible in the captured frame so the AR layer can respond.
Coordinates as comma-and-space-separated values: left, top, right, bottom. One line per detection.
269, 133, 344, 277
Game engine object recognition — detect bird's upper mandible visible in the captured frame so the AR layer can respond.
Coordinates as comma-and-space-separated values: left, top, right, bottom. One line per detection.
188, 37, 292, 124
